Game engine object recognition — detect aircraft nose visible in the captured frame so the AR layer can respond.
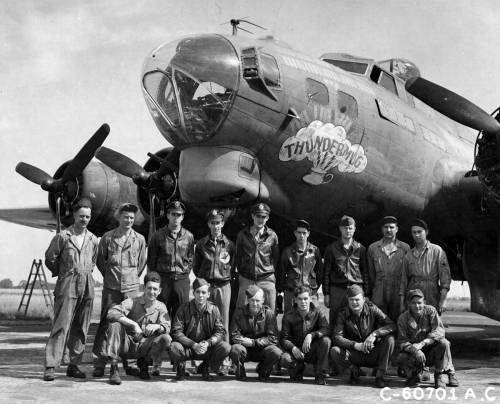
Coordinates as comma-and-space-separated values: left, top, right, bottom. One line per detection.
141, 34, 240, 146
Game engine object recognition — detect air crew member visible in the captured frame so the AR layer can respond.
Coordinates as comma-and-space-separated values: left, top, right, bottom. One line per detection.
170, 278, 231, 380
396, 289, 459, 389
43, 198, 99, 381
148, 200, 195, 318
330, 284, 396, 388
235, 202, 279, 312
280, 286, 331, 385
278, 219, 322, 312
230, 285, 283, 381
193, 209, 235, 356
102, 271, 171, 385
323, 215, 368, 324
93, 203, 147, 377
400, 219, 451, 314
367, 216, 410, 321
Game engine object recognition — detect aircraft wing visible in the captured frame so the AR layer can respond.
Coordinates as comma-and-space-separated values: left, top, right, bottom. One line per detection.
0, 206, 56, 231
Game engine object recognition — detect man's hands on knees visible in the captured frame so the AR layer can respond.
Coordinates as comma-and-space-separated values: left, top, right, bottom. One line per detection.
292, 346, 305, 360
302, 334, 312, 354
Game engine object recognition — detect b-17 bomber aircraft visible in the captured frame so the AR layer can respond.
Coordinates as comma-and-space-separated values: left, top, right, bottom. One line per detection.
3, 26, 500, 321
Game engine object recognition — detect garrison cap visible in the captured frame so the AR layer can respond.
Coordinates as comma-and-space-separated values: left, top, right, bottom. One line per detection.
410, 218, 428, 232
381, 216, 398, 226
346, 284, 364, 297
72, 197, 92, 212
294, 219, 310, 231
206, 209, 224, 222
251, 202, 270, 215
339, 215, 356, 227
407, 289, 425, 301
192, 278, 209, 291
245, 285, 263, 299
167, 200, 186, 214
144, 271, 161, 284
118, 203, 138, 213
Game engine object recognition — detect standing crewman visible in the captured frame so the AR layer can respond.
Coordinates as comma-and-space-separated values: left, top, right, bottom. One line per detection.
323, 215, 368, 325
92, 203, 147, 377
43, 198, 99, 381
148, 201, 195, 318
400, 219, 451, 314
193, 209, 235, 374
278, 219, 322, 312
367, 216, 410, 321
235, 202, 279, 312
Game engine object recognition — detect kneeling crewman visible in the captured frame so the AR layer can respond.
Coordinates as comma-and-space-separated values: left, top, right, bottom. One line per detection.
230, 285, 283, 381
103, 271, 172, 385
170, 278, 231, 380
397, 289, 459, 389
280, 286, 331, 385
330, 285, 396, 388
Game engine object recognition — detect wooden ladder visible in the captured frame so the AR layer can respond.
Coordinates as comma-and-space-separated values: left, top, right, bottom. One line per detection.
17, 259, 54, 319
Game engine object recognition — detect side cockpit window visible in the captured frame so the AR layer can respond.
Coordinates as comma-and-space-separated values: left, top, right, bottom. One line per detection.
306, 78, 329, 105
370, 65, 398, 95
260, 53, 280, 88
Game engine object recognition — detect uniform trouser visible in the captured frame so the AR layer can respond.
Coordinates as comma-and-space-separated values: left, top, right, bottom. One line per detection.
283, 290, 319, 313
169, 340, 231, 371
236, 276, 276, 312
102, 322, 171, 366
45, 292, 93, 368
396, 338, 453, 374
230, 344, 283, 373
158, 276, 190, 319
372, 291, 401, 324
330, 335, 395, 374
93, 287, 140, 366
208, 282, 231, 344
280, 336, 332, 375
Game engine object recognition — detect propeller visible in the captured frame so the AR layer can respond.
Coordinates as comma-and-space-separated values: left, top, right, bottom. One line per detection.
95, 146, 178, 240
405, 77, 500, 134
15, 123, 110, 232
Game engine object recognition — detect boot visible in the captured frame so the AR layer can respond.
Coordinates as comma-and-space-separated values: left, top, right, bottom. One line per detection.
235, 361, 246, 380
66, 364, 86, 379
447, 371, 459, 387
434, 372, 447, 389
289, 362, 305, 381
200, 361, 211, 381
43, 367, 55, 381
93, 366, 105, 378
109, 364, 121, 385
137, 357, 150, 380
176, 361, 186, 380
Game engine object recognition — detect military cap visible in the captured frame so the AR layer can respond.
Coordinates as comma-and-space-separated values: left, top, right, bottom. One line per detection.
346, 284, 364, 297
192, 277, 209, 291
72, 197, 92, 212
144, 271, 161, 284
167, 200, 186, 214
339, 215, 356, 227
381, 216, 398, 226
206, 209, 224, 222
407, 289, 425, 301
294, 219, 310, 231
245, 284, 263, 299
410, 218, 428, 231
251, 202, 271, 215
118, 203, 138, 213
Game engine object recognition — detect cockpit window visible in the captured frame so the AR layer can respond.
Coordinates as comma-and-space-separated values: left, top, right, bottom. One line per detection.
323, 59, 368, 75
143, 70, 180, 127
370, 65, 398, 95
260, 53, 280, 87
306, 78, 329, 105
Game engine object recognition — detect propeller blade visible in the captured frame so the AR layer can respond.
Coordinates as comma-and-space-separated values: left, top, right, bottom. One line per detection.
148, 192, 156, 243
95, 146, 144, 178
406, 77, 500, 133
15, 162, 53, 185
61, 123, 110, 182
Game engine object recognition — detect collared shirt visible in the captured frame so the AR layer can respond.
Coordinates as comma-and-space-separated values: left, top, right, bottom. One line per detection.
323, 239, 368, 295
107, 295, 170, 334
193, 234, 235, 283
400, 241, 451, 307
45, 225, 98, 299
171, 300, 225, 348
280, 303, 329, 351
367, 239, 410, 303
235, 225, 279, 280
97, 228, 147, 293
333, 302, 396, 349
397, 305, 445, 351
278, 241, 322, 293
230, 304, 278, 347
147, 226, 194, 279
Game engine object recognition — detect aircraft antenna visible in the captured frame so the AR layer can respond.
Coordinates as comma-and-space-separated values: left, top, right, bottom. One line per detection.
222, 18, 267, 36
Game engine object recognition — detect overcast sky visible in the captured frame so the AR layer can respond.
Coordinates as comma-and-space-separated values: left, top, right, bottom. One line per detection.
0, 0, 498, 287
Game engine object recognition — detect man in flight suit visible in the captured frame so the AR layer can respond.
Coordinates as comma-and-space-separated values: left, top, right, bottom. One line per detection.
92, 203, 147, 377
43, 198, 99, 381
